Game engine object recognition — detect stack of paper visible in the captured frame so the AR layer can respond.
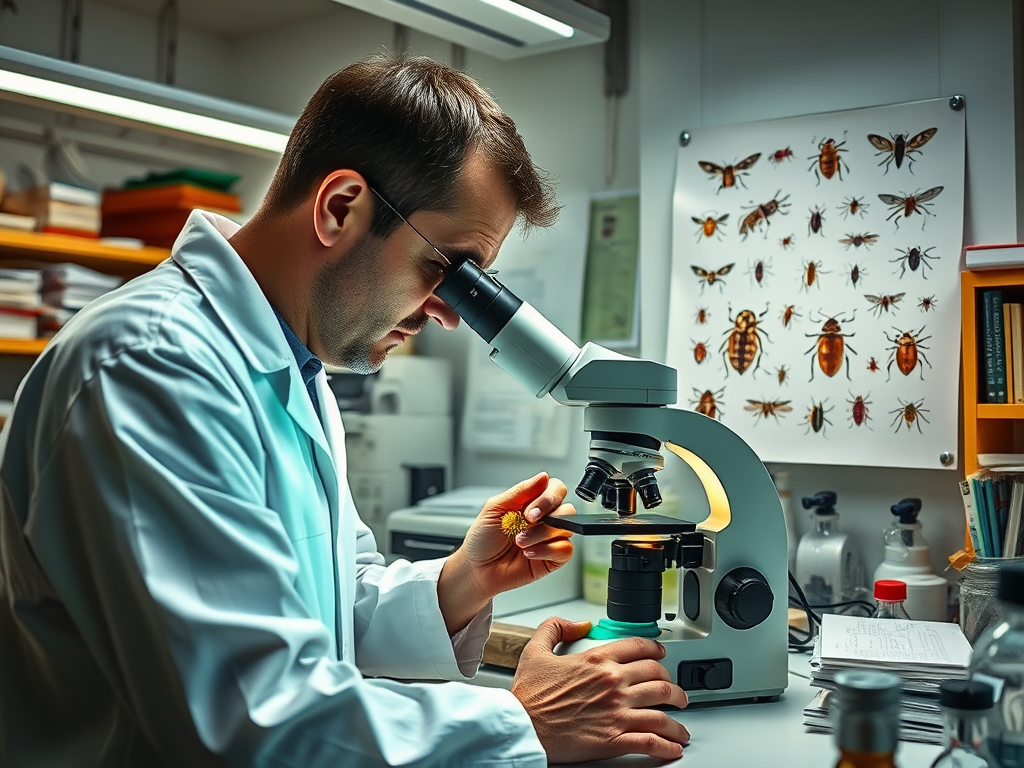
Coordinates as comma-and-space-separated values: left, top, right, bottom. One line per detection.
0, 268, 42, 338
41, 263, 122, 311
803, 613, 973, 744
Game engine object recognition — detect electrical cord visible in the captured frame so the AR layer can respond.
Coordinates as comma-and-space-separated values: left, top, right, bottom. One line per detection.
787, 571, 873, 652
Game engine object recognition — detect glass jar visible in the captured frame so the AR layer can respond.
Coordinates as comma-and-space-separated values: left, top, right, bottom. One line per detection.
960, 558, 1023, 645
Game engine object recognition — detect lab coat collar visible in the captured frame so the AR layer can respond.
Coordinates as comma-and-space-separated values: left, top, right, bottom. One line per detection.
171, 210, 292, 376
171, 211, 334, 460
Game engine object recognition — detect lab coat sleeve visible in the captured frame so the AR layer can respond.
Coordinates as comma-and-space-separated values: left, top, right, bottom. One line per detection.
351, 521, 495, 680
28, 342, 545, 768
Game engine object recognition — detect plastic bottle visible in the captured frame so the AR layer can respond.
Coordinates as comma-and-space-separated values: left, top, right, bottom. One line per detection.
929, 679, 995, 768
873, 497, 948, 621
795, 491, 863, 613
871, 580, 912, 620
831, 669, 902, 768
969, 563, 1024, 768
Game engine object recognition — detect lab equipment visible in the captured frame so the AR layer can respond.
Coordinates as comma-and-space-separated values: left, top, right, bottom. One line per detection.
969, 563, 1024, 768
929, 679, 995, 768
434, 259, 788, 704
334, 356, 453, 545
871, 580, 912, 620
874, 497, 948, 622
795, 491, 864, 613
831, 669, 902, 768
384, 488, 581, 617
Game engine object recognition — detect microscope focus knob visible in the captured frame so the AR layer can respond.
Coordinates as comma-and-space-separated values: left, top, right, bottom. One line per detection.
714, 567, 773, 630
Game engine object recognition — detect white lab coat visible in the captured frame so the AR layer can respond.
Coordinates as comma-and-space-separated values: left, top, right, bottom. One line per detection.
0, 211, 546, 767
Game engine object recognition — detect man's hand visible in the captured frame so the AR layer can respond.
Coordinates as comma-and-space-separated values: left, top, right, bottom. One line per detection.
437, 473, 574, 635
511, 618, 690, 764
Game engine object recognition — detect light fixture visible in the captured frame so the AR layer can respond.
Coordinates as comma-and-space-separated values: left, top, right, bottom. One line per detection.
0, 45, 293, 154
330, 0, 609, 59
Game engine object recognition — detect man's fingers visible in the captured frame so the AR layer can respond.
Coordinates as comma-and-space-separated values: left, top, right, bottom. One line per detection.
520, 539, 574, 566
618, 658, 672, 687
587, 636, 666, 665
526, 616, 592, 653
627, 679, 690, 710
515, 523, 573, 549
609, 732, 686, 762
485, 473, 549, 512
624, 709, 691, 748
523, 479, 569, 523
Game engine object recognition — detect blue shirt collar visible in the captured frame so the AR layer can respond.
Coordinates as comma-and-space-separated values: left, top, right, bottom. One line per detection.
271, 307, 323, 390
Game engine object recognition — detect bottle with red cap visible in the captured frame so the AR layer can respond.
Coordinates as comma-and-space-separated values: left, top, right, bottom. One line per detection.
872, 580, 912, 620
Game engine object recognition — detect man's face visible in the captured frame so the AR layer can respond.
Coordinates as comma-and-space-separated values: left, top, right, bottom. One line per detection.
310, 151, 518, 372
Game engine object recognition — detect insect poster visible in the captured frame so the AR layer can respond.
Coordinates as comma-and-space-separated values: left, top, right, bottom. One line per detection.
665, 97, 965, 469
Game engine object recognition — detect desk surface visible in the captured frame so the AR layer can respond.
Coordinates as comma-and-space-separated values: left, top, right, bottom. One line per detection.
477, 600, 944, 768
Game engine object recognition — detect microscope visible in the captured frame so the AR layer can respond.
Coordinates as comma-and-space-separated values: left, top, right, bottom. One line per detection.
435, 261, 788, 704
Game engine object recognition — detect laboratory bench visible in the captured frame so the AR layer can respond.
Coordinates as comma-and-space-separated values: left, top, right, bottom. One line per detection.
473, 599, 944, 768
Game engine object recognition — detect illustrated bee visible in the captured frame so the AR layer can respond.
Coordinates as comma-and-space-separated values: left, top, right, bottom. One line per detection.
698, 153, 761, 192
745, 399, 793, 422
865, 293, 906, 317
691, 264, 734, 293
867, 128, 937, 174
878, 187, 944, 231
692, 212, 729, 242
839, 233, 879, 250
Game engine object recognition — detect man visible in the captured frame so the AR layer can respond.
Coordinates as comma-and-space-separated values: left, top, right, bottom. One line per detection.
0, 53, 689, 766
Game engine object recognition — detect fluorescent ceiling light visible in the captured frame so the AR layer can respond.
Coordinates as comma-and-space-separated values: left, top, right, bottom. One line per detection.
331, 0, 609, 60
478, 0, 573, 38
0, 45, 293, 154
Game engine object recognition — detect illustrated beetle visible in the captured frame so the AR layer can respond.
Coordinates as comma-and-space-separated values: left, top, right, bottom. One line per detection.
748, 257, 772, 287
878, 186, 944, 231
695, 307, 710, 325
770, 147, 795, 165
777, 365, 790, 386
690, 387, 725, 420
867, 356, 880, 373
805, 400, 834, 435
838, 196, 868, 219
848, 392, 873, 429
692, 339, 709, 364
739, 191, 791, 239
692, 212, 729, 242
839, 233, 879, 250
890, 398, 930, 433
891, 246, 938, 279
780, 304, 802, 328
720, 306, 771, 377
745, 399, 793, 422
699, 154, 761, 192
865, 293, 905, 317
808, 135, 848, 184
885, 326, 932, 381
691, 263, 734, 293
867, 128, 937, 174
846, 263, 867, 288
805, 311, 858, 381
808, 205, 826, 236
800, 260, 827, 292
918, 295, 937, 312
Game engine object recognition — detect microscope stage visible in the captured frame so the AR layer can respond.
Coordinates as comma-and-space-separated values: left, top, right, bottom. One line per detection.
545, 513, 696, 535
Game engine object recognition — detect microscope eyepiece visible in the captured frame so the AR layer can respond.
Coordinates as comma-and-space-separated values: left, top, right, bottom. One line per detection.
434, 260, 522, 343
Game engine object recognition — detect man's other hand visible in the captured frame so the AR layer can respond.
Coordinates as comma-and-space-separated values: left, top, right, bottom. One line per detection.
511, 618, 690, 764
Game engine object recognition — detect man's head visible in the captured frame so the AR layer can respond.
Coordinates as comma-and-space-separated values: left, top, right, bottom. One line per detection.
255, 51, 559, 373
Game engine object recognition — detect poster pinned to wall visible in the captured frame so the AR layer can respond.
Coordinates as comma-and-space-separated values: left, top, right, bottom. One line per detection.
665, 97, 965, 469
580, 191, 640, 348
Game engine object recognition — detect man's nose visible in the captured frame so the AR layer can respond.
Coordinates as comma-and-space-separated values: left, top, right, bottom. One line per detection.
425, 294, 460, 331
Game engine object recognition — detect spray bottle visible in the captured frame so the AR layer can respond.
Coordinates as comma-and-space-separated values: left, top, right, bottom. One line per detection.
795, 491, 864, 613
872, 498, 948, 621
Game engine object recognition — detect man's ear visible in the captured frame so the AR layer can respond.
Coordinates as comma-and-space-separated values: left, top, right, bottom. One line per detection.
313, 170, 372, 248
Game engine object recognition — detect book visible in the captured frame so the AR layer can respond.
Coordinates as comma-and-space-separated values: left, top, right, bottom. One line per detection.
983, 290, 1007, 403
41, 263, 121, 291
0, 212, 35, 232
1005, 302, 1014, 404
1011, 304, 1024, 403
983, 474, 1001, 556
0, 306, 40, 338
2, 194, 101, 234
101, 183, 241, 215
1005, 479, 1023, 557
959, 478, 983, 554
973, 476, 994, 556
966, 242, 1024, 271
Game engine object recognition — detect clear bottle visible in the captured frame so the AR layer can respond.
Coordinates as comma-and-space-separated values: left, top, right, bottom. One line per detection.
969, 563, 1024, 768
872, 580, 912, 620
832, 669, 902, 768
796, 491, 863, 613
929, 679, 995, 768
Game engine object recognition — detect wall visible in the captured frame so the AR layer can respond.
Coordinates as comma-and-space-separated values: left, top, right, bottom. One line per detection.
638, 0, 1023, 582
226, 4, 640, 493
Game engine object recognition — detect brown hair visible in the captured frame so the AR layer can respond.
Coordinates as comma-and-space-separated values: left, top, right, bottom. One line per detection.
265, 51, 559, 235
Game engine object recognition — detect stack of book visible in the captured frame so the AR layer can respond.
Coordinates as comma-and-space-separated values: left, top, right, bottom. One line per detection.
41, 263, 122, 311
980, 289, 1024, 404
0, 268, 42, 338
101, 170, 241, 248
803, 613, 973, 745
966, 242, 1024, 271
0, 181, 101, 238
959, 467, 1024, 557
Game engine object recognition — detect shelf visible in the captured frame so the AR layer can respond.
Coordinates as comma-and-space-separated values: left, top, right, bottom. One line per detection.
0, 338, 49, 355
0, 229, 169, 277
978, 404, 1024, 419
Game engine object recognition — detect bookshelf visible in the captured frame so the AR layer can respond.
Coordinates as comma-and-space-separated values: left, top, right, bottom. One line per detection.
962, 268, 1024, 476
0, 229, 171, 356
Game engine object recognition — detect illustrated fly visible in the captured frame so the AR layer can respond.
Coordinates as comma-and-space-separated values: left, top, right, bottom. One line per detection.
867, 128, 937, 174
878, 187, 944, 231
699, 154, 761, 192
691, 264, 734, 293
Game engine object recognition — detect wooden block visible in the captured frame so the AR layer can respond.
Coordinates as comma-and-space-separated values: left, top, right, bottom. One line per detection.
483, 622, 536, 670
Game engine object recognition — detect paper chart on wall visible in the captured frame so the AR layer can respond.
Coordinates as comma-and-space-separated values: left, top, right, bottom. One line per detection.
665, 97, 965, 469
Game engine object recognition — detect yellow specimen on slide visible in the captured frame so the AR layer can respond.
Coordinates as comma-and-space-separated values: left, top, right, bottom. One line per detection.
500, 509, 530, 539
